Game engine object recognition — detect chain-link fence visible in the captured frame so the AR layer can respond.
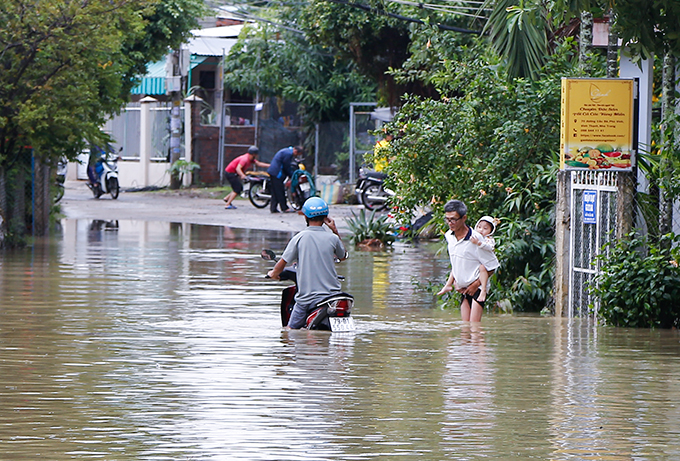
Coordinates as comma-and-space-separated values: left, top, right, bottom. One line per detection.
565, 169, 680, 318
248, 99, 384, 204
255, 103, 382, 183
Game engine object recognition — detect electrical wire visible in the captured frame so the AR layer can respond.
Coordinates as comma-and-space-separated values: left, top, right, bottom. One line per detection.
385, 0, 490, 19
216, 0, 486, 34
322, 0, 483, 33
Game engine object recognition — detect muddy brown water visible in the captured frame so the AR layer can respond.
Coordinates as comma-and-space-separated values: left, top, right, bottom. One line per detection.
1, 219, 679, 460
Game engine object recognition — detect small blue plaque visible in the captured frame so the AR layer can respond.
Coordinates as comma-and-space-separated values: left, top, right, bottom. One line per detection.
583, 190, 597, 224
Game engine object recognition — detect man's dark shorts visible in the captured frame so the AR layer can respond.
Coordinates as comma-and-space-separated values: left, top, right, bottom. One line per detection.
461, 289, 485, 308
226, 172, 243, 194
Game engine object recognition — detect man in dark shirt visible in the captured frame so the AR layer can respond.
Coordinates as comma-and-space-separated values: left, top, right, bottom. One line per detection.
266, 145, 304, 213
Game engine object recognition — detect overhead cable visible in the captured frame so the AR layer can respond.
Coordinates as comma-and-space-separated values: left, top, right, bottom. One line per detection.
323, 0, 482, 34
385, 0, 489, 19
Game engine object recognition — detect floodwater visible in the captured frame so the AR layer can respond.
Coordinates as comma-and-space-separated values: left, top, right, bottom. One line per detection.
1, 219, 679, 460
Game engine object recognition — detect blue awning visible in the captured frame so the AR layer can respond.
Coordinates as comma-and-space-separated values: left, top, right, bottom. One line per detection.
131, 57, 208, 95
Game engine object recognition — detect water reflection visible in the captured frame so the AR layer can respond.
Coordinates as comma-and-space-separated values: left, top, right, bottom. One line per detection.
441, 324, 495, 455
0, 219, 679, 460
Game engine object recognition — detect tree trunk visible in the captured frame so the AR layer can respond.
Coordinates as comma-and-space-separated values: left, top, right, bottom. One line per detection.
11, 167, 26, 237
579, 11, 593, 75
606, 10, 618, 78
169, 49, 183, 190
33, 156, 51, 237
659, 52, 675, 243
0, 167, 6, 245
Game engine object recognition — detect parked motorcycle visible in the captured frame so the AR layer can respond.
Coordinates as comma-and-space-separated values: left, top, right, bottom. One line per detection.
262, 249, 355, 331
355, 166, 394, 211
247, 162, 316, 210
87, 147, 121, 199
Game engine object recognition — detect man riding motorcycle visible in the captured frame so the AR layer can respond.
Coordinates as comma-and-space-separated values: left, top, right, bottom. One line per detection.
267, 197, 348, 329
87, 145, 107, 186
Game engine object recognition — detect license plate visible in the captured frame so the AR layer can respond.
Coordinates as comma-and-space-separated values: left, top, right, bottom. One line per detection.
329, 316, 355, 332
300, 182, 311, 192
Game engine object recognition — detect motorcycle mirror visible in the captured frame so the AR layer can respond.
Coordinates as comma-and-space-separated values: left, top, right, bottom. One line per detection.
261, 249, 277, 261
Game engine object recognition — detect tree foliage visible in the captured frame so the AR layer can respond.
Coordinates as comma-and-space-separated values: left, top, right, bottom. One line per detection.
368, 40, 580, 311
591, 233, 680, 328
0, 0, 204, 243
223, 23, 375, 123
614, 0, 680, 60
483, 0, 549, 80
298, 0, 411, 104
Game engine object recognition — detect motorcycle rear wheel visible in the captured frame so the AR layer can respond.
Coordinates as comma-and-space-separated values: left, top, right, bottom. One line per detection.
362, 184, 387, 211
108, 177, 120, 199
287, 188, 303, 211
55, 184, 65, 203
249, 182, 269, 208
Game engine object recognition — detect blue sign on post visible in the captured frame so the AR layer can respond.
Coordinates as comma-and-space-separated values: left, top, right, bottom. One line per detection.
583, 190, 597, 224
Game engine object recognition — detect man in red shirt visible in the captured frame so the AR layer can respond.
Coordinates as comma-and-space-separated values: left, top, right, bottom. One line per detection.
223, 146, 270, 209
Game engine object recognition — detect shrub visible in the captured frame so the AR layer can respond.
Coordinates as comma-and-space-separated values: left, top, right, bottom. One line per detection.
380, 47, 570, 311
590, 233, 680, 328
346, 208, 396, 246
168, 160, 200, 185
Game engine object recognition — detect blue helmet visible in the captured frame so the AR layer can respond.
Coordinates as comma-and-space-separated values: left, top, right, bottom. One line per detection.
302, 197, 329, 218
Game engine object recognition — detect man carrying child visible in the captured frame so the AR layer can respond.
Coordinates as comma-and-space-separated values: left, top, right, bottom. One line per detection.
437, 200, 499, 322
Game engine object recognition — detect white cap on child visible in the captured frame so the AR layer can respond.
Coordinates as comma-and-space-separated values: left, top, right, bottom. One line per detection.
475, 216, 496, 236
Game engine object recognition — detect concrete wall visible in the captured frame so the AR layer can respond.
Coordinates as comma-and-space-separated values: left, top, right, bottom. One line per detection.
67, 158, 171, 189
118, 161, 170, 189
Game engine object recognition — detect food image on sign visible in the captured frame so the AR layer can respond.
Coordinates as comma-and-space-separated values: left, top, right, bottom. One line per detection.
560, 78, 636, 171
564, 143, 632, 170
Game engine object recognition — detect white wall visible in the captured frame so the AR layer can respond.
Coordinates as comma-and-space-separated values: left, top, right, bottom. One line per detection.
117, 160, 171, 189
68, 159, 171, 189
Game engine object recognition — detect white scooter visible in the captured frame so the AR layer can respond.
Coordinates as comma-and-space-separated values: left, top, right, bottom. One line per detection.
87, 148, 121, 199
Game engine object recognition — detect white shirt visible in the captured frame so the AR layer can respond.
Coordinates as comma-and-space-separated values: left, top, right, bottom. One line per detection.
445, 227, 499, 289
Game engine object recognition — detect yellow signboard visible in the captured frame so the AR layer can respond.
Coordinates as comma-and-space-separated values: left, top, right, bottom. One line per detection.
560, 78, 636, 170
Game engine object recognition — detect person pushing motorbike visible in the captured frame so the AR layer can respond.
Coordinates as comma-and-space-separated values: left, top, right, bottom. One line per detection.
223, 145, 270, 209
267, 197, 348, 329
267, 145, 304, 213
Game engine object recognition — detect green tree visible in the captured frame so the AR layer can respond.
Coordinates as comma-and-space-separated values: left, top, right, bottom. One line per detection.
0, 0, 204, 244
613, 0, 680, 62
612, 1, 680, 243
222, 21, 376, 169
373, 40, 579, 311
223, 23, 375, 123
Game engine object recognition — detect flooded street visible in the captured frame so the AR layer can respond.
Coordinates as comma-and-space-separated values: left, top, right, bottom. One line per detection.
1, 219, 680, 460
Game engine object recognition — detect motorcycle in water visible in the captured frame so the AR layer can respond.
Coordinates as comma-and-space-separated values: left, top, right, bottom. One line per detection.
247, 162, 316, 210
355, 166, 394, 211
261, 249, 355, 332
87, 147, 121, 199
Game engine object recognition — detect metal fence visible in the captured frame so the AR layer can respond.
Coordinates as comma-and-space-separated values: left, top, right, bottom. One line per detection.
569, 171, 618, 316
568, 169, 680, 318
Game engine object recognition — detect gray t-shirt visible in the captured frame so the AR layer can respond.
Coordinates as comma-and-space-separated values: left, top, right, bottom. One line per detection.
281, 226, 347, 306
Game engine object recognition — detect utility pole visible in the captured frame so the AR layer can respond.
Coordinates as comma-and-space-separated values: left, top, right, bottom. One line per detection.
168, 49, 186, 189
